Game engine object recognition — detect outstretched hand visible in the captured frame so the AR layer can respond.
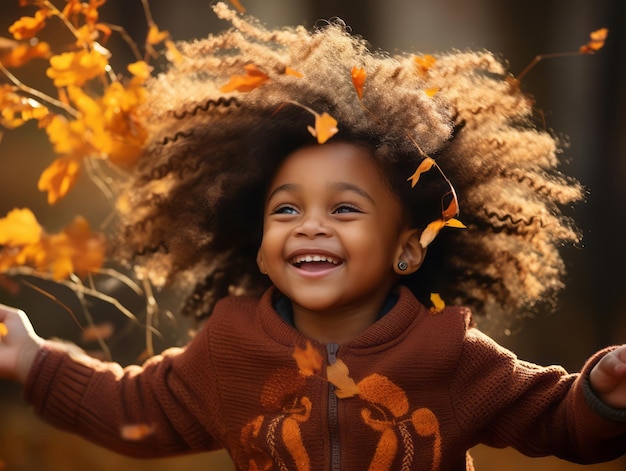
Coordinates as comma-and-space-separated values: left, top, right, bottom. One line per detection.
0, 304, 43, 384
589, 345, 626, 410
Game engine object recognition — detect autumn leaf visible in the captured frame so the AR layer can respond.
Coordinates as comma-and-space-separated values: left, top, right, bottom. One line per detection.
37, 155, 82, 205
46, 49, 109, 87
407, 157, 435, 187
229, 0, 246, 13
220, 63, 269, 93
307, 112, 338, 144
0, 40, 51, 68
8, 10, 50, 40
579, 28, 608, 54
424, 87, 438, 97
284, 66, 303, 78
430, 293, 445, 313
0, 208, 42, 246
0, 322, 7, 338
419, 217, 466, 248
414, 54, 436, 74
327, 358, 360, 398
120, 423, 155, 441
0, 84, 50, 129
292, 340, 322, 376
442, 194, 459, 220
351, 66, 366, 100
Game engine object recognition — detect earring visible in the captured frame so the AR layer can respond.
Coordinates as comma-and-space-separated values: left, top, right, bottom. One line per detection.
397, 261, 408, 271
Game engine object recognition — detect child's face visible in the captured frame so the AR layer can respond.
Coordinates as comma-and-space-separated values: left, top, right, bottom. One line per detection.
257, 142, 422, 317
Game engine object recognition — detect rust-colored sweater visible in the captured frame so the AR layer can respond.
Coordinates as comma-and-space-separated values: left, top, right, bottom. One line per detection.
24, 286, 626, 470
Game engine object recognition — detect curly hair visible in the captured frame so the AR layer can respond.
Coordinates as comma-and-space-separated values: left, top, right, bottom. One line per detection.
114, 2, 583, 328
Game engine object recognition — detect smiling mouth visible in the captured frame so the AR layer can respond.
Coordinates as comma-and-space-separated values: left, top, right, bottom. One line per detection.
290, 255, 342, 270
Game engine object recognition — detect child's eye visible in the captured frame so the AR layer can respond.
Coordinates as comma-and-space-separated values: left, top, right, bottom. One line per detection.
271, 204, 299, 215
333, 203, 361, 214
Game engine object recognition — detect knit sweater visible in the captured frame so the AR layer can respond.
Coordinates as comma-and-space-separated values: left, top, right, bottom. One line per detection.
24, 286, 626, 470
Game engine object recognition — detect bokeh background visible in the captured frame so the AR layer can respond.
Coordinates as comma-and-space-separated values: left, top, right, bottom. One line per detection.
0, 0, 625, 469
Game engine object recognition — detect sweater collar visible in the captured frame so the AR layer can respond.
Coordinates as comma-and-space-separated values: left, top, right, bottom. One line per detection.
257, 285, 429, 349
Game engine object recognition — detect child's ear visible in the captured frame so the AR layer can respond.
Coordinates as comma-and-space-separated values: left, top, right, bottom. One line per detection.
394, 228, 426, 275
256, 248, 267, 274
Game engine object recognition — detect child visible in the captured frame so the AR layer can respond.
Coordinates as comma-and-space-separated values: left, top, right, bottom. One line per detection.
1, 3, 625, 470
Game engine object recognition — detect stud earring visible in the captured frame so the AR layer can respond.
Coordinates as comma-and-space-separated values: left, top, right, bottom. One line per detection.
397, 261, 408, 271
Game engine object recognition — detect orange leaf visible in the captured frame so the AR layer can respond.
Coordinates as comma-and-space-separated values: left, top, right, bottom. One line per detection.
407, 157, 435, 188
0, 40, 51, 68
8, 10, 49, 40
414, 54, 436, 74
327, 359, 360, 398
146, 25, 170, 46
284, 66, 303, 78
292, 340, 322, 376
424, 87, 438, 97
419, 219, 445, 248
444, 217, 466, 229
351, 66, 366, 100
442, 194, 459, 220
120, 423, 155, 441
0, 322, 8, 338
46, 49, 108, 87
579, 28, 608, 54
0, 208, 42, 246
307, 112, 338, 144
229, 0, 246, 13
37, 156, 82, 204
429, 293, 445, 313
220, 63, 269, 93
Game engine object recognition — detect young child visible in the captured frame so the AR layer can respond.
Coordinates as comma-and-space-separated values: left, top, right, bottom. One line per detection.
1, 3, 625, 470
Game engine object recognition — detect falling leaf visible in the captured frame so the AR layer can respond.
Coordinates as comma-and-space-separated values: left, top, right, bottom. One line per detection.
220, 63, 269, 93
327, 359, 360, 398
351, 66, 366, 100
407, 157, 435, 188
0, 323, 8, 338
419, 217, 466, 248
307, 112, 338, 144
430, 293, 445, 313
120, 423, 155, 441
442, 194, 459, 220
414, 54, 436, 74
0, 208, 42, 246
579, 28, 608, 54
292, 340, 322, 376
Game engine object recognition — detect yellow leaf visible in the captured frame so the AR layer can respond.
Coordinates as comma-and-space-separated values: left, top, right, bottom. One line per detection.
8, 10, 49, 40
0, 322, 7, 337
351, 66, 366, 100
407, 157, 435, 188
284, 67, 303, 78
292, 340, 322, 376
444, 217, 466, 229
579, 28, 608, 54
0, 40, 51, 68
327, 359, 360, 398
0, 208, 42, 246
37, 156, 82, 205
424, 87, 438, 97
414, 54, 436, 74
146, 25, 170, 46
419, 219, 445, 248
220, 63, 269, 93
46, 49, 108, 87
430, 293, 445, 312
309, 112, 338, 144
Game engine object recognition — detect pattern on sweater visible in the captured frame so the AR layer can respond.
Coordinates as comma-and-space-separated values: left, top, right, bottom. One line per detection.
238, 363, 441, 471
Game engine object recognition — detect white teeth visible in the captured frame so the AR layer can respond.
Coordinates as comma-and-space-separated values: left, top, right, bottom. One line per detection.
292, 255, 339, 265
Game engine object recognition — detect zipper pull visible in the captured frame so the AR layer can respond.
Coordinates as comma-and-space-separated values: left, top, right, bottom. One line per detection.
326, 342, 339, 365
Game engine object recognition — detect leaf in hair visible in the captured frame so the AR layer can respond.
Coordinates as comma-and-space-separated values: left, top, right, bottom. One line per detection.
407, 157, 435, 188
351, 66, 366, 100
220, 63, 269, 93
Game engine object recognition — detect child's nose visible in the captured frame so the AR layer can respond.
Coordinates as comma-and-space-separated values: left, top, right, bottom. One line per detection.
296, 213, 331, 238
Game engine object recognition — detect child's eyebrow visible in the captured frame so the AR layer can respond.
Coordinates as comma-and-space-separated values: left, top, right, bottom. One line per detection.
266, 182, 375, 205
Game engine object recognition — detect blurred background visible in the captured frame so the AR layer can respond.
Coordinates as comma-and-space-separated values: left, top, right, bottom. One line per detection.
0, 0, 625, 469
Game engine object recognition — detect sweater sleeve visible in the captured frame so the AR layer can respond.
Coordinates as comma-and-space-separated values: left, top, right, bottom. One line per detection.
23, 326, 221, 458
450, 329, 626, 464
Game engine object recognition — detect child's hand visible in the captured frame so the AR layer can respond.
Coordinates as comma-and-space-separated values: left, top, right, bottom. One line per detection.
589, 345, 626, 409
0, 304, 44, 384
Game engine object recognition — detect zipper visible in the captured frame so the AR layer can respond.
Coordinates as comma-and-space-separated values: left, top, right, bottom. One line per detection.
326, 342, 341, 471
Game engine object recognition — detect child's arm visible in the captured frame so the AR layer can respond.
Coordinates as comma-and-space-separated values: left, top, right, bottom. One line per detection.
589, 344, 626, 409
0, 304, 45, 384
